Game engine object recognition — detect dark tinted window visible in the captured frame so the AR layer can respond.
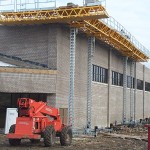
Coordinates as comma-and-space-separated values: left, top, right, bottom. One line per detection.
145, 82, 150, 92
137, 79, 143, 90
92, 65, 108, 83
112, 71, 123, 86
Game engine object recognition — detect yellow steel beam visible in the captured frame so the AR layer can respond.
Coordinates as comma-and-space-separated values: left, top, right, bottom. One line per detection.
0, 5, 108, 25
71, 19, 149, 61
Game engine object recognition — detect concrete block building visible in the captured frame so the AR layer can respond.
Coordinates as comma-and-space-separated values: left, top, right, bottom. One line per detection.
0, 3, 150, 131
0, 23, 150, 130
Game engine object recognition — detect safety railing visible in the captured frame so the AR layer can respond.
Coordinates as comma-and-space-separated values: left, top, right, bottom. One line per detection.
0, 0, 56, 12
101, 17, 150, 57
84, 0, 106, 8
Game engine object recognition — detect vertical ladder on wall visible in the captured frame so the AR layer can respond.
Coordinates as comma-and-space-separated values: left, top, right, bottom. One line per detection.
87, 37, 95, 129
68, 28, 77, 130
123, 56, 128, 123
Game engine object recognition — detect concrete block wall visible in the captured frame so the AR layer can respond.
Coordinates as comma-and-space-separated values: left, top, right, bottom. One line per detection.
136, 63, 144, 80
74, 34, 88, 129
0, 25, 57, 69
47, 93, 56, 107
145, 65, 150, 82
56, 26, 70, 108
47, 25, 58, 69
144, 66, 150, 118
135, 91, 143, 119
93, 41, 108, 68
135, 63, 144, 120
126, 89, 131, 121
0, 24, 150, 129
111, 50, 123, 73
56, 26, 88, 129
92, 83, 108, 127
145, 91, 150, 118
55, 25, 150, 128
92, 42, 108, 127
109, 86, 123, 124
0, 72, 56, 93
92, 41, 150, 126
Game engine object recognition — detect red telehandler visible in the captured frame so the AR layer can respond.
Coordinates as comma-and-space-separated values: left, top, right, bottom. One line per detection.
6, 98, 72, 147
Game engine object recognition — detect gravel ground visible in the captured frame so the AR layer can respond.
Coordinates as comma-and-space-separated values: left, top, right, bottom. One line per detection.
0, 133, 148, 150
0, 124, 148, 150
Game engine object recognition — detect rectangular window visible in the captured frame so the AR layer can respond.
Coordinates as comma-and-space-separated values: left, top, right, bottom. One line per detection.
145, 82, 150, 92
137, 79, 143, 90
112, 71, 123, 86
133, 78, 135, 89
93, 65, 96, 81
101, 67, 108, 83
112, 71, 115, 85
92, 65, 108, 84
96, 66, 99, 82
119, 73, 123, 86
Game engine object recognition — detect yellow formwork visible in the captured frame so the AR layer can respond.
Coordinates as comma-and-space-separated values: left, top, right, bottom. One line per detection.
71, 19, 149, 61
0, 5, 149, 61
0, 5, 108, 25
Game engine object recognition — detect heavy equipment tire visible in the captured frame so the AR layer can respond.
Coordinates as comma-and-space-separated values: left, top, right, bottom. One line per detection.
43, 125, 56, 147
60, 126, 72, 146
9, 124, 21, 146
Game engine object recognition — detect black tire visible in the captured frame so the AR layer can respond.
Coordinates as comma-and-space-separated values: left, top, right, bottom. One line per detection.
9, 124, 21, 146
30, 139, 40, 143
60, 126, 72, 146
43, 125, 56, 147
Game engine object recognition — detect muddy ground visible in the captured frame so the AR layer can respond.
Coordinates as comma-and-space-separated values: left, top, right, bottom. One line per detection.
0, 125, 148, 150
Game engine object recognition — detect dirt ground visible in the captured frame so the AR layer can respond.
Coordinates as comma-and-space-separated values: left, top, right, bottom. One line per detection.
0, 127, 148, 150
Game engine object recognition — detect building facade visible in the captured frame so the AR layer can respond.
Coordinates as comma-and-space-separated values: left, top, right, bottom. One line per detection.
0, 24, 150, 129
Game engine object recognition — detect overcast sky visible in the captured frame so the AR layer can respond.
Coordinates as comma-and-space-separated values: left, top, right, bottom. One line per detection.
57, 0, 150, 67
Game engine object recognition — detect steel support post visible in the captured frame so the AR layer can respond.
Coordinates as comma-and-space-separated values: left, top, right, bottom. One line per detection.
130, 61, 134, 121
107, 48, 112, 127
134, 62, 137, 121
123, 56, 128, 124
68, 28, 77, 130
87, 36, 95, 129
143, 65, 145, 119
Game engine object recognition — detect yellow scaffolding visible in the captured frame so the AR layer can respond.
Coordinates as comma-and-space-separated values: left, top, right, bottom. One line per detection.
0, 5, 149, 61
71, 19, 149, 61
0, 5, 108, 25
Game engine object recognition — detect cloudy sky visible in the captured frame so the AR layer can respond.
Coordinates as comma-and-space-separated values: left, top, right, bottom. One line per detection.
57, 0, 150, 67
